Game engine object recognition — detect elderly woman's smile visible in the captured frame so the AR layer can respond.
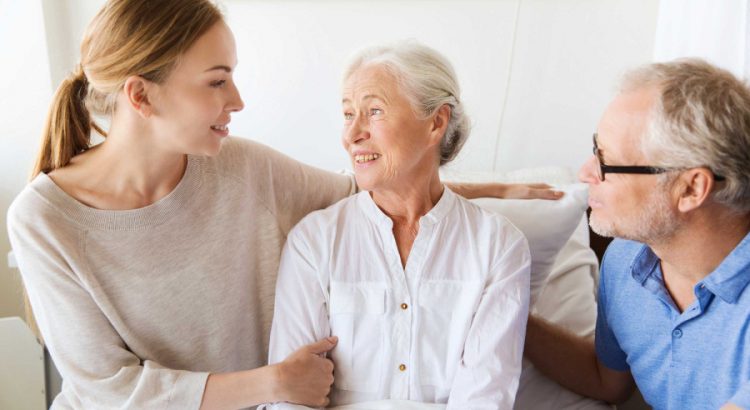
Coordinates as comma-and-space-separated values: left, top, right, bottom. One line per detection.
352, 152, 381, 164
341, 65, 442, 193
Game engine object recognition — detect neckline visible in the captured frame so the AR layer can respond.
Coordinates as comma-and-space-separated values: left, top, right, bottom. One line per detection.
356, 185, 456, 227
32, 155, 204, 231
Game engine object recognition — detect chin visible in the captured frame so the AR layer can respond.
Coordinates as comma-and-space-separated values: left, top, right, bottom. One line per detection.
589, 214, 618, 238
353, 173, 382, 192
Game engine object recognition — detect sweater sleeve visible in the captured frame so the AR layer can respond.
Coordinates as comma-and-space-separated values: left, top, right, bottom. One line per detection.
7, 198, 209, 410
229, 138, 357, 235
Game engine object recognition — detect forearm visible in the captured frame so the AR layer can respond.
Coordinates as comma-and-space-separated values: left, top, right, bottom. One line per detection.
524, 315, 632, 403
445, 182, 496, 199
200, 365, 280, 410
445, 182, 563, 200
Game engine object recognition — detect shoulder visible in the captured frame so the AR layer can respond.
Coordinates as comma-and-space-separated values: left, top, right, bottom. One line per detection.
7, 178, 82, 274
7, 176, 72, 233
286, 194, 358, 243
453, 194, 528, 247
212, 136, 293, 176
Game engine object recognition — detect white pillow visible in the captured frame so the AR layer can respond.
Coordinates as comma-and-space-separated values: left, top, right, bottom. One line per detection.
469, 183, 588, 307
514, 216, 612, 410
443, 166, 610, 409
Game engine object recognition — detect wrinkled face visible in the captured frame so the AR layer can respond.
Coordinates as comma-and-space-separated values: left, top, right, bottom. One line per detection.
341, 66, 438, 192
578, 87, 681, 243
148, 21, 244, 156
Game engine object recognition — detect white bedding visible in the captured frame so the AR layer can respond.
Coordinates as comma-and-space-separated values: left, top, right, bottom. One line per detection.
329, 400, 445, 410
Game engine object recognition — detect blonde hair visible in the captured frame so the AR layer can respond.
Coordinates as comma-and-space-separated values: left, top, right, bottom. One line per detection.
27, 0, 223, 339
343, 41, 470, 166
621, 59, 750, 213
33, 0, 223, 177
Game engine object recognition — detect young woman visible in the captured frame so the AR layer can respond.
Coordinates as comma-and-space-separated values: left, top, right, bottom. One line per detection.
7, 1, 558, 408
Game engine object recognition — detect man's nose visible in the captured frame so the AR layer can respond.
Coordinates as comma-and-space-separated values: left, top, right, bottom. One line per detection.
578, 155, 600, 184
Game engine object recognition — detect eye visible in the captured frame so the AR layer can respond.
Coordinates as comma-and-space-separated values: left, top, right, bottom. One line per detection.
343, 112, 354, 121
369, 108, 384, 116
210, 80, 226, 88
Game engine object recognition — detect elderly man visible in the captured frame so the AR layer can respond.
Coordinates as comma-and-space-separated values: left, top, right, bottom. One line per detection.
524, 59, 750, 410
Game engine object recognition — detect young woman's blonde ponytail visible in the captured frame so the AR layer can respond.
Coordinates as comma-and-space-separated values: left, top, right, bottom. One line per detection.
32, 65, 95, 177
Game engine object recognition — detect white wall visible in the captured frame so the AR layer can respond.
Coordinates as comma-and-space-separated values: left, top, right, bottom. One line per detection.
0, 0, 54, 320
223, 0, 659, 173
0, 0, 659, 320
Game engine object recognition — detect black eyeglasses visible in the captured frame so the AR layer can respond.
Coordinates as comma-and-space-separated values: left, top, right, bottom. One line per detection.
592, 133, 725, 182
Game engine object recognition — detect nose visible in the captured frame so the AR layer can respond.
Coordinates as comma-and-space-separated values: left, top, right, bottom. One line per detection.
226, 81, 245, 113
578, 155, 599, 185
343, 114, 370, 146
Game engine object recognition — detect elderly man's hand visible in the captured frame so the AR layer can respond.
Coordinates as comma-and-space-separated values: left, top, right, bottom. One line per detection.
446, 182, 564, 200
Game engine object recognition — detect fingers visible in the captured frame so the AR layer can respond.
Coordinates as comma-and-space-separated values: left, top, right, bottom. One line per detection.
305, 336, 338, 355
532, 188, 564, 200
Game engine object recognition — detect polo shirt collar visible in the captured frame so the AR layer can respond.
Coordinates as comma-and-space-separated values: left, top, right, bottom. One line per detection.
629, 231, 750, 304
630, 244, 660, 285
702, 231, 750, 304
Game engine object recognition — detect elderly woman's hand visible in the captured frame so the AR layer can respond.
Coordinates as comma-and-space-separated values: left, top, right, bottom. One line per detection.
445, 182, 564, 200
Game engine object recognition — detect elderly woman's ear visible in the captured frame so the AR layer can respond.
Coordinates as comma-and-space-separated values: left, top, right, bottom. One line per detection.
428, 104, 452, 146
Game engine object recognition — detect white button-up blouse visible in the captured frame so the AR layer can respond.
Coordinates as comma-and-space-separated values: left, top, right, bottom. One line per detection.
267, 187, 531, 409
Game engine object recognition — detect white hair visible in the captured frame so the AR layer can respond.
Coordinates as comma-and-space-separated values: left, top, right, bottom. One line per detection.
343, 41, 470, 166
620, 58, 750, 212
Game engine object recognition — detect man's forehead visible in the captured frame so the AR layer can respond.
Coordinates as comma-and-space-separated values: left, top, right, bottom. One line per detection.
596, 87, 659, 157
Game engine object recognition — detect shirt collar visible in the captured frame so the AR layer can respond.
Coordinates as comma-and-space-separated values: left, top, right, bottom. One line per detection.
356, 185, 457, 228
630, 231, 750, 304
702, 231, 750, 304
630, 244, 660, 285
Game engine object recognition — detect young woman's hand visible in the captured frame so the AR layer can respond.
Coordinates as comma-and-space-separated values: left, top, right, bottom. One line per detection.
274, 336, 338, 407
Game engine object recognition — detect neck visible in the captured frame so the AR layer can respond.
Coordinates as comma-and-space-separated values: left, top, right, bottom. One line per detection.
371, 170, 444, 268
652, 206, 750, 286
371, 171, 444, 225
71, 115, 187, 209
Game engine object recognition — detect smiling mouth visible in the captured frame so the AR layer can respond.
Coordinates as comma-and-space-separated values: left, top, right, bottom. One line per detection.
354, 154, 381, 163
210, 125, 228, 131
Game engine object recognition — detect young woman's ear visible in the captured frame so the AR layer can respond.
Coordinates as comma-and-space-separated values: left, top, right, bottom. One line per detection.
123, 76, 154, 118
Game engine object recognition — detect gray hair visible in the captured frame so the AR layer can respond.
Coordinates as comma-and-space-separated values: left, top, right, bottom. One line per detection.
621, 58, 750, 212
343, 41, 470, 166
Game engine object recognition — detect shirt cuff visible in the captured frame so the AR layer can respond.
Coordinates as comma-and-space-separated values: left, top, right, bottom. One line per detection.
166, 370, 210, 410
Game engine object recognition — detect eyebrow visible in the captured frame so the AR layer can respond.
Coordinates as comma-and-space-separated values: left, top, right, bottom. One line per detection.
204, 65, 232, 73
342, 94, 385, 104
594, 133, 609, 161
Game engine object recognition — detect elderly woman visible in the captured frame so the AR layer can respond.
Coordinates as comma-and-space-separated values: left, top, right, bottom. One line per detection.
266, 42, 531, 409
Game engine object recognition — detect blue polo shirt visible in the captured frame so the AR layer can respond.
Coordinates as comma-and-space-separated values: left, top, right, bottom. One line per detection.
595, 233, 750, 410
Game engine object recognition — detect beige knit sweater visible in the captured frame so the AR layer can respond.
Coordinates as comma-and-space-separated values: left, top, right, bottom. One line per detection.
7, 137, 355, 409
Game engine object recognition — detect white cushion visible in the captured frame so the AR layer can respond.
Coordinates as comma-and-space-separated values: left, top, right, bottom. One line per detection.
444, 167, 611, 409
469, 183, 588, 307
